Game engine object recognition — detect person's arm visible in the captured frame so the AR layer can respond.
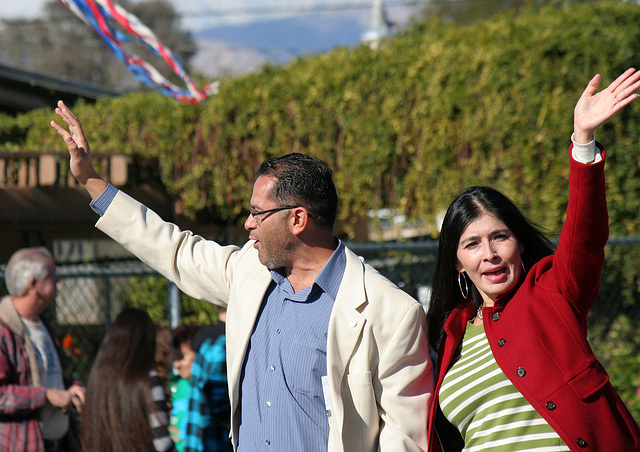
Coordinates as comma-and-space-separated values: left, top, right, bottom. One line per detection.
554, 68, 640, 310
182, 348, 210, 452
0, 333, 46, 415
50, 101, 240, 306
44, 388, 76, 412
149, 371, 178, 452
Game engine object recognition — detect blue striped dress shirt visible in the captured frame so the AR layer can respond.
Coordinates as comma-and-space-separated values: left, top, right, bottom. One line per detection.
237, 240, 346, 452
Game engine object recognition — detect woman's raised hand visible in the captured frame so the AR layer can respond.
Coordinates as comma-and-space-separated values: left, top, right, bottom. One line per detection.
574, 68, 640, 144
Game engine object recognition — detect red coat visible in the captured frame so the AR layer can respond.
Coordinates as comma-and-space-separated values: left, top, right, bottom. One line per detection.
427, 147, 640, 452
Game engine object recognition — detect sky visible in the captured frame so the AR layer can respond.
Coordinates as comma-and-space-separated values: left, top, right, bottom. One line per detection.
0, 0, 417, 31
0, 0, 44, 20
0, 0, 420, 77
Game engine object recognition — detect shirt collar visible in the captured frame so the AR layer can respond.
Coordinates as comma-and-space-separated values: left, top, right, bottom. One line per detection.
270, 238, 346, 301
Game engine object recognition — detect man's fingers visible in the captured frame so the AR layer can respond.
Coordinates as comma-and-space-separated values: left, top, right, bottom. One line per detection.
49, 120, 65, 136
50, 120, 83, 151
70, 394, 83, 414
69, 385, 86, 403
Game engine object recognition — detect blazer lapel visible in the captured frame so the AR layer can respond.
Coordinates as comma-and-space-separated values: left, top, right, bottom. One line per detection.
327, 248, 368, 381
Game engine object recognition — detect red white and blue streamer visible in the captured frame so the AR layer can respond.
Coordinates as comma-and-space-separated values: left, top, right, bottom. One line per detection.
57, 0, 216, 104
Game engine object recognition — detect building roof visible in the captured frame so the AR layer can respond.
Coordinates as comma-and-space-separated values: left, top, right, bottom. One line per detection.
0, 62, 120, 114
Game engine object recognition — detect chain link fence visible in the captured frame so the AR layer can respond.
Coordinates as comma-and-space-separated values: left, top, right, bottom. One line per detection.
0, 238, 639, 417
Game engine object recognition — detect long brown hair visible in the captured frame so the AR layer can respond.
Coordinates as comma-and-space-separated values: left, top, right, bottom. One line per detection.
154, 322, 172, 407
427, 186, 555, 352
81, 308, 156, 451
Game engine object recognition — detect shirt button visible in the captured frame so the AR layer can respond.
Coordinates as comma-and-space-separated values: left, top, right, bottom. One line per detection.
266, 401, 272, 407
516, 367, 526, 377
270, 365, 276, 371
546, 401, 556, 410
265, 439, 271, 445
276, 329, 281, 334
498, 338, 506, 347
349, 319, 357, 328
492, 312, 500, 321
577, 438, 588, 448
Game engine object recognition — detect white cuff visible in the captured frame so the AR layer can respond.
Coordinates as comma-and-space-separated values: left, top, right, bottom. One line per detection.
571, 133, 602, 164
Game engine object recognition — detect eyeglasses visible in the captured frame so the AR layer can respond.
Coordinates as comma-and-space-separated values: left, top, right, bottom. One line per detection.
249, 206, 299, 226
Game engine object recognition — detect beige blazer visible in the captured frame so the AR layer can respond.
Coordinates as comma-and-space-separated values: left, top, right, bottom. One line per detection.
97, 190, 433, 452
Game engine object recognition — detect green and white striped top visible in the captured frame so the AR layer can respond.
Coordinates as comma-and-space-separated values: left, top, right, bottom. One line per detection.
439, 321, 570, 451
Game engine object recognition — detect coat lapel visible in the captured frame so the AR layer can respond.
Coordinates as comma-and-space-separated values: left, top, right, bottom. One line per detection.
328, 248, 368, 374
325, 248, 368, 433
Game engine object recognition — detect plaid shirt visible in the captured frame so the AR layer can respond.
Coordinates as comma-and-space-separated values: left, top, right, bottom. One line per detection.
0, 298, 48, 452
183, 334, 232, 452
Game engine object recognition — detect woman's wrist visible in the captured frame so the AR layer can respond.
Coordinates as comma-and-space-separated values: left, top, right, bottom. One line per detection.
572, 128, 594, 145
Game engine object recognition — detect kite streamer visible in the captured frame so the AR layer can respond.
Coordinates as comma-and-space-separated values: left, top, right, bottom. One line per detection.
58, 0, 217, 104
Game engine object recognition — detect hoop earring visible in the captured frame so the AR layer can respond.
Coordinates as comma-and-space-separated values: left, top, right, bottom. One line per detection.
458, 271, 469, 299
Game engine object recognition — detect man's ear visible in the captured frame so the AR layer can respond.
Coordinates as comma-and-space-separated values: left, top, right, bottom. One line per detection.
290, 207, 310, 236
26, 276, 39, 295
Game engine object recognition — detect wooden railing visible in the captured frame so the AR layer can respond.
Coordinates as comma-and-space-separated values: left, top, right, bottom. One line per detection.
0, 152, 130, 187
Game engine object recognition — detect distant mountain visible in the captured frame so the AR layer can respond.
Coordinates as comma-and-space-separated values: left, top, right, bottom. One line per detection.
190, 6, 417, 77
194, 12, 367, 63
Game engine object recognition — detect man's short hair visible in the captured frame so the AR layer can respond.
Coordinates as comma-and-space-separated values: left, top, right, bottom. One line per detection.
4, 247, 54, 297
256, 153, 338, 230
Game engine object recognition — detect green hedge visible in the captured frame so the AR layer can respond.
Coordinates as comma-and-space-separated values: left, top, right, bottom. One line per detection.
2, 1, 639, 236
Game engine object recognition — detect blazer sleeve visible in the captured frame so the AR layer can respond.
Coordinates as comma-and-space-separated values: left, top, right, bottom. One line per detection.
96, 190, 243, 305
551, 146, 608, 314
377, 302, 433, 451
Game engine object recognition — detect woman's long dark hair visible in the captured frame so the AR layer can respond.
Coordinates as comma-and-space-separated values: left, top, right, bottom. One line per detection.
427, 186, 555, 352
81, 308, 157, 451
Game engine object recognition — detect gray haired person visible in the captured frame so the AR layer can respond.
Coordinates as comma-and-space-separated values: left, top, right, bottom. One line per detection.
0, 247, 84, 452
